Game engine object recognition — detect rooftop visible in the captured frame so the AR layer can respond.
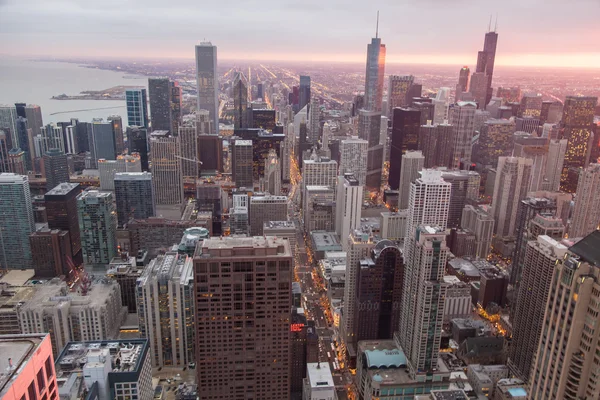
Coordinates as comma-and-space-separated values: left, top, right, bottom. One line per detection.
569, 230, 600, 266
138, 252, 193, 286
196, 236, 292, 258
264, 220, 296, 229
307, 363, 334, 389
430, 389, 469, 400
0, 269, 36, 286
311, 231, 341, 249
0, 334, 48, 395
114, 172, 152, 181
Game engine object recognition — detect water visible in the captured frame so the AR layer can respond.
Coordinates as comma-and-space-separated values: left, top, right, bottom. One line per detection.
0, 58, 148, 126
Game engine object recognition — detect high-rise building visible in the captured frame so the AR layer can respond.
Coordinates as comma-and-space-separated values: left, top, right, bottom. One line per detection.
230, 193, 249, 235
90, 119, 118, 163
474, 119, 516, 167
0, 173, 34, 269
0, 105, 18, 148
302, 154, 337, 191
249, 194, 287, 236
232, 139, 254, 188
0, 131, 11, 173
364, 33, 386, 112
178, 124, 199, 178
36, 123, 65, 157
450, 101, 477, 168
359, 109, 383, 191
456, 66, 470, 99
77, 190, 117, 269
107, 115, 124, 154
8, 147, 26, 175
492, 157, 533, 237
299, 75, 311, 112
335, 174, 363, 246
15, 116, 33, 170
528, 231, 600, 399
398, 151, 425, 209
544, 139, 567, 191
29, 228, 74, 278
387, 75, 414, 116
262, 149, 281, 195
339, 137, 368, 186
469, 72, 489, 109
570, 163, 600, 238
170, 81, 182, 135
560, 96, 598, 192
381, 210, 408, 242
461, 205, 494, 259
508, 235, 568, 382
196, 183, 223, 235
0, 333, 57, 400
149, 133, 184, 206
441, 170, 480, 229
193, 236, 292, 400
15, 103, 43, 138
513, 133, 549, 191
475, 28, 498, 107
303, 186, 335, 233
125, 88, 149, 128
496, 86, 521, 104
114, 172, 155, 227
148, 77, 173, 133
303, 363, 335, 400
45, 182, 81, 260
518, 93, 543, 117
126, 126, 149, 171
97, 154, 142, 191
432, 87, 450, 124
43, 148, 69, 190
233, 72, 248, 129
389, 107, 421, 190
308, 98, 320, 144
195, 42, 219, 134
418, 122, 454, 169
137, 251, 194, 367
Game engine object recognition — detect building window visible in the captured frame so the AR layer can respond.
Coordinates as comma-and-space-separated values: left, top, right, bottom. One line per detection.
45, 357, 53, 380
28, 382, 37, 400
37, 368, 46, 391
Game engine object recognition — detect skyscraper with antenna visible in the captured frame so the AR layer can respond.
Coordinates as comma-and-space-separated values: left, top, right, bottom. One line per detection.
364, 11, 386, 112
475, 15, 498, 108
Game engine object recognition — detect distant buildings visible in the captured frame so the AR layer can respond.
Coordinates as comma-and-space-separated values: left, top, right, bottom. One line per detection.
387, 75, 414, 115
125, 88, 149, 128
195, 42, 219, 134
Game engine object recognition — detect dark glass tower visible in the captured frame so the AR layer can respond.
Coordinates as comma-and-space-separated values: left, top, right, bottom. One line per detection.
475, 29, 499, 107
127, 126, 149, 171
148, 77, 173, 133
43, 148, 69, 191
389, 107, 421, 190
299, 75, 311, 112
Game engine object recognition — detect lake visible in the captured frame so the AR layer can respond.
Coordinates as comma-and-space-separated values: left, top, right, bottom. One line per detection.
0, 58, 148, 126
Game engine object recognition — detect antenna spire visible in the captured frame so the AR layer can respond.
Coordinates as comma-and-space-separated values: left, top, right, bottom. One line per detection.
494, 13, 498, 32
488, 14, 492, 32
376, 11, 379, 38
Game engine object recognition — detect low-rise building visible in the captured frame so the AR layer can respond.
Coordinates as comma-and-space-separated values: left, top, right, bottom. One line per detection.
302, 362, 335, 400
466, 364, 508, 397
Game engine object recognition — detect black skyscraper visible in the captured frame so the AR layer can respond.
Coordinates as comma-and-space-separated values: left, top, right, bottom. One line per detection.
127, 126, 149, 171
475, 28, 499, 107
389, 107, 421, 190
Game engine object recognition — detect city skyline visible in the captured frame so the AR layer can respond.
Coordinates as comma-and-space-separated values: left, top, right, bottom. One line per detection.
1, 0, 599, 69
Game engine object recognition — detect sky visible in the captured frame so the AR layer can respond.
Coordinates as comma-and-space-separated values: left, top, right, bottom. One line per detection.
1, 0, 599, 68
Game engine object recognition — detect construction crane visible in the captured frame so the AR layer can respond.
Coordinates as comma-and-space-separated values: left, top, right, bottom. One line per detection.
175, 155, 203, 165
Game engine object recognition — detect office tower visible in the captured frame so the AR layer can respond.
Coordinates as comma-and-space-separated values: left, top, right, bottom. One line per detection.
0, 105, 18, 148
107, 115, 124, 154
0, 334, 56, 400
442, 170, 480, 228
148, 77, 173, 132
302, 154, 337, 190
542, 101, 563, 125
178, 124, 199, 178
432, 87, 450, 124
303, 186, 335, 233
290, 308, 307, 400
232, 139, 253, 188
125, 88, 149, 128
396, 151, 426, 211
43, 148, 69, 190
412, 100, 433, 127
358, 110, 384, 191
8, 148, 26, 174
193, 236, 292, 400
355, 241, 403, 344
197, 134, 223, 173
450, 101, 477, 168
197, 183, 222, 235
474, 119, 516, 167
461, 205, 494, 259
14, 116, 33, 168
231, 193, 249, 235
508, 235, 567, 381
75, 121, 91, 153
496, 86, 521, 104
518, 93, 543, 117
249, 194, 287, 236
127, 126, 149, 170
299, 75, 311, 112
528, 232, 600, 399
560, 96, 598, 192
456, 66, 470, 99
150, 134, 184, 206
335, 174, 363, 244
236, 129, 284, 180
0, 131, 9, 173
469, 72, 489, 108
262, 149, 281, 195
114, 172, 155, 227
418, 122, 453, 169
171, 81, 182, 135
195, 42, 219, 134
88, 119, 117, 165
29, 228, 73, 278
389, 107, 421, 190
45, 182, 81, 261
544, 139, 567, 191
37, 123, 65, 156
0, 173, 34, 269
137, 251, 194, 367
15, 103, 43, 137
364, 31, 386, 112
339, 137, 368, 186
570, 163, 600, 238
473, 109, 491, 134
387, 75, 414, 115
475, 27, 498, 107
308, 99, 320, 143
406, 83, 422, 105
77, 190, 117, 269
513, 133, 548, 191
263, 221, 296, 263
492, 157, 533, 237
97, 154, 142, 191
514, 116, 539, 134
233, 72, 248, 129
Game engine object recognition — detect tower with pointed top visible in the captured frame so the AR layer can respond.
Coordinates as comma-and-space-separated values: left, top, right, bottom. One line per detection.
474, 20, 498, 108
364, 12, 386, 113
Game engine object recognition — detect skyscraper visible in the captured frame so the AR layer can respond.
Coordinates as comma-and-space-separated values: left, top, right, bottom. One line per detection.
43, 148, 69, 190
0, 131, 10, 173
89, 119, 117, 162
29, 228, 73, 278
432, 87, 450, 124
569, 163, 600, 238
262, 149, 281, 195
441, 170, 480, 229
125, 88, 149, 128
232, 139, 254, 189
0, 105, 18, 148
114, 172, 155, 227
150, 133, 184, 206
450, 101, 477, 168
107, 115, 124, 154
418, 122, 453, 169
233, 72, 248, 129
45, 182, 82, 262
37, 123, 65, 156
461, 204, 495, 259
364, 26, 386, 112
178, 124, 199, 178
389, 107, 421, 190
474, 119, 516, 167
398, 151, 425, 209
77, 190, 116, 269
492, 157, 533, 237
249, 195, 287, 236
149, 77, 173, 133
529, 231, 600, 399
97, 154, 142, 191
299, 75, 311, 112
335, 174, 363, 246
475, 27, 498, 108
0, 173, 34, 269
387, 75, 414, 116
303, 186, 335, 233
308, 98, 320, 143
359, 110, 383, 192
15, 103, 43, 137
137, 251, 194, 367
456, 66, 470, 100
518, 93, 543, 118
193, 236, 293, 400
544, 139, 568, 191
195, 42, 219, 134
126, 126, 149, 171
339, 137, 368, 186
560, 95, 598, 192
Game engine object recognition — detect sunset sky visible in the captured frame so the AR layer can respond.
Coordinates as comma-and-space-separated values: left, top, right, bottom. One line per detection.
1, 0, 598, 68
